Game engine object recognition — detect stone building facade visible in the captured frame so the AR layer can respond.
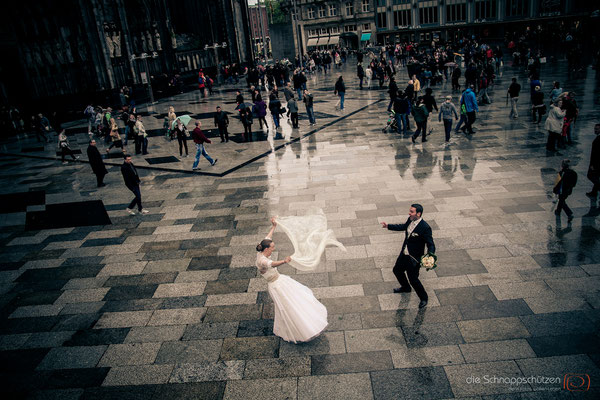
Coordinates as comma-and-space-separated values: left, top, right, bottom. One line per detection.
282, 0, 377, 53
0, 0, 252, 110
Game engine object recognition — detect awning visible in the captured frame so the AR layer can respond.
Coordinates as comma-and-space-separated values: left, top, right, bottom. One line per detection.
316, 37, 328, 45
307, 37, 318, 47
328, 35, 340, 45
361, 33, 371, 41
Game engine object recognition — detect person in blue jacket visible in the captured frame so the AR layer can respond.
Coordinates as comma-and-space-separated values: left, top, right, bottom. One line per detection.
460, 85, 479, 134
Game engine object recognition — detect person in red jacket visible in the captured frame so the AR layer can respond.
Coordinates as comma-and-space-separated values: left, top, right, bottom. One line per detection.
192, 121, 217, 170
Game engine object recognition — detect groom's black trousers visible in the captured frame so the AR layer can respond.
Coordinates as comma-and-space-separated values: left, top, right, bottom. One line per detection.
393, 254, 428, 301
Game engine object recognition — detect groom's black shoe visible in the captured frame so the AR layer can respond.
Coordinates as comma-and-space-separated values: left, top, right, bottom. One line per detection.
393, 286, 412, 293
418, 300, 428, 308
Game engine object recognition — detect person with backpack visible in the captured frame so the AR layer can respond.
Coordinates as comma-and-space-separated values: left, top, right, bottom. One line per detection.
303, 89, 316, 125
268, 93, 282, 129
240, 106, 253, 142
439, 96, 459, 143
553, 159, 577, 222
334, 76, 346, 111
253, 95, 268, 132
459, 86, 478, 134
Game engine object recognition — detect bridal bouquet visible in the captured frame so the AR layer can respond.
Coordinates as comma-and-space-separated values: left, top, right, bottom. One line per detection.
420, 253, 437, 271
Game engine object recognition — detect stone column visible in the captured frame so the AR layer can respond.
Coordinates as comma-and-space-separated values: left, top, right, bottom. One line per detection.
116, 0, 138, 84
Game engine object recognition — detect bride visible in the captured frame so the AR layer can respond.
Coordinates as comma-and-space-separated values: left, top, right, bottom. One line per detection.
256, 217, 329, 343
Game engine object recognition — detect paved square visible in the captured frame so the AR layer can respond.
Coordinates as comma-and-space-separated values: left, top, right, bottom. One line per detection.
0, 57, 599, 400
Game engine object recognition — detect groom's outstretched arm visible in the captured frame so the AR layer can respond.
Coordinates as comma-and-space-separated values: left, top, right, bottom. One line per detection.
381, 221, 409, 231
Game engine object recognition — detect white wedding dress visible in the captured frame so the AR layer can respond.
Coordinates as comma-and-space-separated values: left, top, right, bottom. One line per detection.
256, 253, 328, 343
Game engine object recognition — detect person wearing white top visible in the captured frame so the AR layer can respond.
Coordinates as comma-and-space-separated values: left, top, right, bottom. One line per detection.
255, 217, 328, 343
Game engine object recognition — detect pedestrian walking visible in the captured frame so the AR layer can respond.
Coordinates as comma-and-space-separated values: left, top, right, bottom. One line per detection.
303, 89, 316, 125
287, 96, 299, 129
87, 139, 107, 187
393, 91, 410, 134
214, 106, 230, 142
553, 159, 577, 222
84, 104, 95, 135
411, 97, 429, 143
135, 115, 148, 155
173, 118, 189, 157
268, 93, 282, 129
191, 121, 217, 170
387, 77, 398, 112
106, 119, 125, 155
586, 124, 600, 199
549, 81, 563, 105
253, 95, 268, 132
334, 76, 346, 111
357, 63, 365, 89
531, 86, 546, 124
58, 128, 79, 164
544, 100, 565, 152
240, 106, 253, 142
460, 86, 478, 134
507, 77, 521, 119
121, 155, 149, 215
439, 96, 459, 143
167, 106, 177, 140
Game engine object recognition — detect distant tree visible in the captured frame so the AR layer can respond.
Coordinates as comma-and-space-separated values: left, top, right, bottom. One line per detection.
265, 0, 289, 24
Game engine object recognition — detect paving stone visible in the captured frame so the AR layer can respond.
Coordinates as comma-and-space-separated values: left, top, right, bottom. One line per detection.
320, 295, 380, 314
401, 322, 466, 348
519, 311, 597, 337
97, 342, 161, 366
459, 339, 536, 363
344, 327, 405, 352
371, 367, 453, 400
64, 328, 129, 346
223, 377, 297, 400
516, 354, 600, 391
152, 382, 226, 400
94, 311, 153, 329
443, 360, 530, 396
45, 367, 110, 389
124, 325, 186, 343
152, 282, 206, 298
244, 356, 311, 379
36, 346, 107, 370
236, 319, 274, 337
147, 307, 206, 326
219, 336, 279, 360
203, 304, 263, 323
204, 279, 249, 295
102, 364, 174, 386
459, 299, 533, 320
279, 331, 346, 357
457, 317, 531, 343
182, 322, 239, 340
526, 334, 600, 357
311, 351, 393, 375
435, 285, 498, 305
155, 340, 222, 364
298, 373, 373, 400
390, 344, 465, 368
170, 360, 245, 383
204, 292, 258, 307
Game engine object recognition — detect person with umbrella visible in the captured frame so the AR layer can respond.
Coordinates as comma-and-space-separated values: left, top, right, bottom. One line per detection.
172, 116, 191, 157
87, 139, 108, 187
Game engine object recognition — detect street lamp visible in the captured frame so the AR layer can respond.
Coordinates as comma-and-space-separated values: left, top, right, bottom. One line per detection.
204, 42, 228, 84
131, 52, 158, 104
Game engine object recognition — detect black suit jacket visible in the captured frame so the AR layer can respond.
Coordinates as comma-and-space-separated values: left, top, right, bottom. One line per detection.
121, 162, 140, 189
388, 218, 436, 260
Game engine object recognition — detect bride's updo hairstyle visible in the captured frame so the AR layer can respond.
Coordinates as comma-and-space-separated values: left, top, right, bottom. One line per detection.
256, 239, 273, 252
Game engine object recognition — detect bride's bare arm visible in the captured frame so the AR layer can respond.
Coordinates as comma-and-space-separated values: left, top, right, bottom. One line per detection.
271, 256, 291, 268
266, 216, 277, 239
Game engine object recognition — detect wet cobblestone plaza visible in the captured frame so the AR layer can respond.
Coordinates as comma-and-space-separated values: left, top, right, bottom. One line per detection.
0, 60, 599, 399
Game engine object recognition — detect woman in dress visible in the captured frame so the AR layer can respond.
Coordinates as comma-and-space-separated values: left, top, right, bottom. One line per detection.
173, 118, 189, 157
256, 217, 328, 344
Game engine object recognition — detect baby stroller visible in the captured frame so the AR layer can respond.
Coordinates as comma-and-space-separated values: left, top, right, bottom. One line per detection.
382, 110, 398, 133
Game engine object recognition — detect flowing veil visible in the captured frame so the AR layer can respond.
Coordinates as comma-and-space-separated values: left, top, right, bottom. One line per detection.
276, 208, 347, 271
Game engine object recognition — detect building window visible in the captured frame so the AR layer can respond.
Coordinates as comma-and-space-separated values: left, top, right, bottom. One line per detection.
318, 5, 326, 18
475, 0, 497, 19
362, 0, 370, 13
330, 26, 339, 34
446, 0, 467, 22
506, 0, 528, 17
320, 28, 328, 35
307, 7, 315, 19
309, 29, 318, 37
376, 0, 386, 5
377, 12, 387, 28
329, 4, 337, 16
344, 25, 357, 32
393, 0, 410, 4
539, 0, 562, 16
419, 4, 438, 25
363, 23, 371, 31
346, 2, 354, 16
393, 9, 411, 26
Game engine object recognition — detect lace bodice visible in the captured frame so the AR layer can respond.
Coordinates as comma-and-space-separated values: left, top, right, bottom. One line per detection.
256, 252, 280, 283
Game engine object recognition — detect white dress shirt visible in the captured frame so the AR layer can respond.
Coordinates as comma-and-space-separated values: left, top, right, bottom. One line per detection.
403, 217, 422, 255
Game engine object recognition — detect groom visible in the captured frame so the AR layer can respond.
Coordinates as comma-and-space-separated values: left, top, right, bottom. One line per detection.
381, 203, 435, 308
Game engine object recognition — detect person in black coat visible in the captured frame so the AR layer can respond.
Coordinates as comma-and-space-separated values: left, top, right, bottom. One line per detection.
387, 78, 398, 112
334, 76, 346, 111
213, 106, 230, 143
586, 124, 600, 198
121, 155, 148, 215
87, 139, 108, 187
357, 64, 365, 90
380, 204, 435, 308
554, 159, 577, 221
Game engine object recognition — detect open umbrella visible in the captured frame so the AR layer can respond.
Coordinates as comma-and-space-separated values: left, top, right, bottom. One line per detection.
235, 102, 253, 111
171, 114, 192, 129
